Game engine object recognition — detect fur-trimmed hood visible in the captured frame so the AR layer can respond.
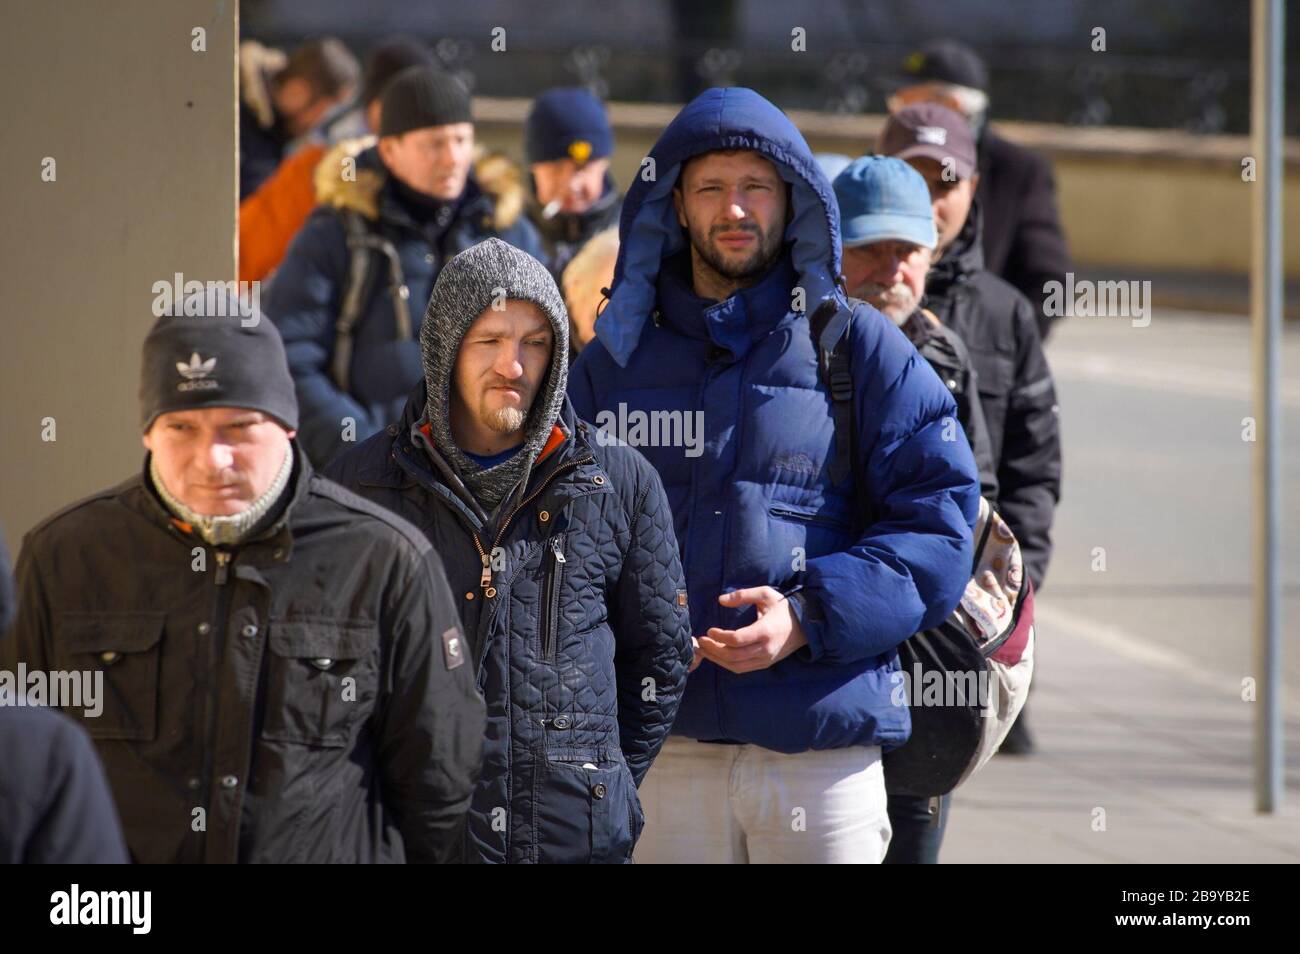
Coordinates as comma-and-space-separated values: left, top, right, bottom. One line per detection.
313, 136, 526, 231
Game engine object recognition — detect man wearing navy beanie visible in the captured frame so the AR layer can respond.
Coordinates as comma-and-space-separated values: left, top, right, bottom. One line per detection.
524, 87, 623, 278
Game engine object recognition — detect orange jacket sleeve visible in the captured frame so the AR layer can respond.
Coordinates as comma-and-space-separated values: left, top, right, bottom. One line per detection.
238, 143, 327, 284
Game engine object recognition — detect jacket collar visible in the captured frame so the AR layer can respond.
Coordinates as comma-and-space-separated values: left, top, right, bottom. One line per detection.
371, 383, 585, 493
130, 440, 314, 555
927, 199, 986, 294
656, 248, 799, 361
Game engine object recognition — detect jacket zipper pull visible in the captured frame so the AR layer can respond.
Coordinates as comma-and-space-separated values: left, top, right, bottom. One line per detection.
214, 550, 231, 586
479, 551, 492, 590
552, 539, 566, 564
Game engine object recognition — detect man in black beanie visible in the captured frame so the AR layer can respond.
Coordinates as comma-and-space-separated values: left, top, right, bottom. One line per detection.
267, 65, 545, 469
2, 287, 485, 863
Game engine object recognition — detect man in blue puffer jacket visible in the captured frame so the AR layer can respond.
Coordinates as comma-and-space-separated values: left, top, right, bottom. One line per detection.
568, 87, 980, 863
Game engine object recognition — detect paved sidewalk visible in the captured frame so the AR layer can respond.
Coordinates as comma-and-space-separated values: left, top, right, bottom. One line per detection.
940, 600, 1300, 863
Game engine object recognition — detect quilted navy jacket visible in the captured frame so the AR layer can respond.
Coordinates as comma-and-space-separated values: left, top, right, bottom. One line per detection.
327, 390, 692, 863
568, 87, 980, 754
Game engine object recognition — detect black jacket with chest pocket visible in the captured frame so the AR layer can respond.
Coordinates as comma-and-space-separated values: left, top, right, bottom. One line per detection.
326, 389, 693, 864
2, 444, 485, 863
923, 201, 1062, 590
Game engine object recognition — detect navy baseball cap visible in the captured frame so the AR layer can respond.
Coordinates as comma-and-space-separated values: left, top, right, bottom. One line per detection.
832, 156, 937, 250
900, 39, 988, 93
525, 87, 613, 165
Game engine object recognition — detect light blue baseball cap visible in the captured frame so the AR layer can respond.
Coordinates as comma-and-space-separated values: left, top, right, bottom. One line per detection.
832, 155, 937, 250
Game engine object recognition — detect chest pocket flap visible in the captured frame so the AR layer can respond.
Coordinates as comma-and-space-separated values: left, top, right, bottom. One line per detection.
263, 620, 379, 747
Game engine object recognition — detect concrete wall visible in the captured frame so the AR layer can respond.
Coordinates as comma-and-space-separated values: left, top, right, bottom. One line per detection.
0, 1, 237, 550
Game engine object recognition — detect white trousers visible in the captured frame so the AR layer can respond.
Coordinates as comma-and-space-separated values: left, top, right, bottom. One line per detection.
634, 736, 891, 864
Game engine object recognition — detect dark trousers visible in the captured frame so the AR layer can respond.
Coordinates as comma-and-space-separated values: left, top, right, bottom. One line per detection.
884, 793, 952, 864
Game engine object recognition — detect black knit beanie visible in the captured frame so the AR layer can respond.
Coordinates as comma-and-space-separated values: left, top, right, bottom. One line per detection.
379, 65, 472, 137
361, 37, 436, 106
139, 286, 298, 433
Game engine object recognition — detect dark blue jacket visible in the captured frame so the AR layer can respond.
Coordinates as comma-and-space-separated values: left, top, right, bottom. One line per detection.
0, 706, 129, 863
326, 391, 693, 863
266, 146, 546, 468
568, 87, 980, 754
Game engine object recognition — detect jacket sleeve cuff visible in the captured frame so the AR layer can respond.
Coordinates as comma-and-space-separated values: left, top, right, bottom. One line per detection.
785, 587, 829, 662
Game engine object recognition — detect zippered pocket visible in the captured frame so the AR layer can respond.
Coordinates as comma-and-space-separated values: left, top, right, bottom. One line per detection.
769, 504, 853, 532
540, 533, 567, 661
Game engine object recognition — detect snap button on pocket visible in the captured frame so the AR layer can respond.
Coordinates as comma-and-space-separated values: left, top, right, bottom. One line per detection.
263, 621, 379, 747
592, 782, 607, 799
220, 775, 238, 789
241, 624, 258, 638
99, 651, 120, 665
197, 622, 211, 635
552, 715, 570, 729
539, 510, 550, 522
593, 475, 605, 485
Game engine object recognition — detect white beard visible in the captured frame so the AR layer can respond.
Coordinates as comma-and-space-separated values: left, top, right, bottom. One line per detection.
859, 282, 919, 326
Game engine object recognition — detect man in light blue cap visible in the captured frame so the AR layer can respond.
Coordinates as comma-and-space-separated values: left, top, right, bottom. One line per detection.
832, 155, 998, 865
833, 155, 937, 319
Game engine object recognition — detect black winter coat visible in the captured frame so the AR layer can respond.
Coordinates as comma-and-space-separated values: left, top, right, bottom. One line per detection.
327, 392, 693, 864
924, 203, 1062, 589
976, 129, 1073, 341
3, 445, 485, 863
899, 308, 999, 502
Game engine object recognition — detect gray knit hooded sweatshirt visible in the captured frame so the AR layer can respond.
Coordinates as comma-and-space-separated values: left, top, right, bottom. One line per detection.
418, 238, 570, 518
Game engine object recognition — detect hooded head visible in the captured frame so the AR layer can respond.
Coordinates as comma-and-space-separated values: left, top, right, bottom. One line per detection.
595, 87, 843, 366
419, 238, 570, 511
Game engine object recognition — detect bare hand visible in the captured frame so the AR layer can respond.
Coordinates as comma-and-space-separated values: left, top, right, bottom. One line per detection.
695, 587, 807, 674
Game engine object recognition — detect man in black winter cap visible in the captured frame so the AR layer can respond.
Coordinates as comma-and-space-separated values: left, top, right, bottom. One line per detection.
3, 288, 485, 863
266, 65, 545, 469
888, 38, 1073, 342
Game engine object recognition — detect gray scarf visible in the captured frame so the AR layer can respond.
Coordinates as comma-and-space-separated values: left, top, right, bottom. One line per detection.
419, 238, 570, 513
149, 443, 294, 546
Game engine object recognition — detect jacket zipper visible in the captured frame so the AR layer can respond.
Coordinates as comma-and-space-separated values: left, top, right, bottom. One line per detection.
540, 534, 567, 661
471, 455, 594, 599
195, 547, 233, 863
769, 505, 851, 531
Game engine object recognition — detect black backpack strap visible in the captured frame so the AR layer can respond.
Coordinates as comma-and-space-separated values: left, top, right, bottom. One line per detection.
332, 210, 413, 393
809, 297, 859, 489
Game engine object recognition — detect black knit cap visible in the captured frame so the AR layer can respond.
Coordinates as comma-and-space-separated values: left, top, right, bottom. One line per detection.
360, 36, 436, 106
139, 285, 298, 433
379, 65, 472, 137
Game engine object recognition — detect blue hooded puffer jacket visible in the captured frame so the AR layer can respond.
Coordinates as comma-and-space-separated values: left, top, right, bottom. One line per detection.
568, 87, 981, 753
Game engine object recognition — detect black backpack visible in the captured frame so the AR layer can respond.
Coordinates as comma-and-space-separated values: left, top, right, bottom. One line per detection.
807, 298, 1036, 800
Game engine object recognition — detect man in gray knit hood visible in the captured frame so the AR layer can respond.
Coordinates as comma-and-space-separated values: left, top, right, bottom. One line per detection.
328, 238, 693, 864
418, 237, 569, 519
